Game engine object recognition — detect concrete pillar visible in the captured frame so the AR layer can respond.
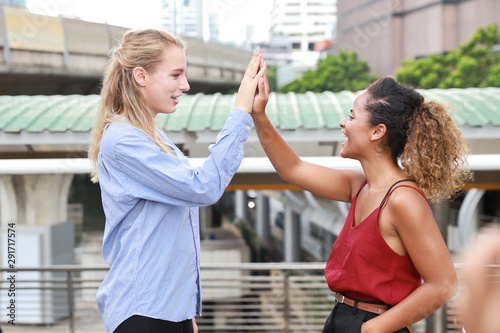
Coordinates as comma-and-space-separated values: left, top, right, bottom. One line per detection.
256, 193, 270, 240
284, 205, 301, 262
234, 190, 247, 221
458, 189, 485, 248
0, 174, 74, 226
0, 174, 75, 269
431, 200, 449, 246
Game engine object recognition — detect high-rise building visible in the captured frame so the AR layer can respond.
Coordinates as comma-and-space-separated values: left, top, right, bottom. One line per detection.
268, 0, 337, 87
161, 0, 204, 39
160, 0, 222, 42
337, 0, 500, 75
270, 0, 337, 52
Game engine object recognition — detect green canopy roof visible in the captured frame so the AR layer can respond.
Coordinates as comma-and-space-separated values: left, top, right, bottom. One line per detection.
1, 88, 499, 134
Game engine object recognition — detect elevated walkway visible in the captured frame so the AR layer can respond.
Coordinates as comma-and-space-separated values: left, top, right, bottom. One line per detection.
0, 5, 251, 95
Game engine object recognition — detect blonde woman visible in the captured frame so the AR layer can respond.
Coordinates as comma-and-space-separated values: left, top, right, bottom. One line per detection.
251, 76, 470, 332
88, 29, 266, 333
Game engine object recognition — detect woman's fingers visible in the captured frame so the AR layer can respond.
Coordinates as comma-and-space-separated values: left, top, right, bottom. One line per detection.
245, 49, 262, 80
252, 64, 270, 114
235, 50, 266, 114
263, 70, 270, 96
255, 60, 267, 80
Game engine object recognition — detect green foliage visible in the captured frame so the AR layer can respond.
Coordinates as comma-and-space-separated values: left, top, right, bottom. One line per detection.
278, 51, 378, 93
396, 24, 500, 88
266, 65, 278, 92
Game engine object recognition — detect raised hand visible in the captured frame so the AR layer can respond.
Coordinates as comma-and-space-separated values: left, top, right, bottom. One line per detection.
234, 49, 267, 114
252, 57, 270, 116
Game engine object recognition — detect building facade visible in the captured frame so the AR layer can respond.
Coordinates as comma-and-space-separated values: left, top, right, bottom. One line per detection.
337, 0, 500, 75
270, 0, 337, 52
269, 0, 337, 87
161, 0, 206, 39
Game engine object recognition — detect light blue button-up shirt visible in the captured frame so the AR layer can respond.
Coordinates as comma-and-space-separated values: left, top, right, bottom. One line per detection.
96, 108, 253, 333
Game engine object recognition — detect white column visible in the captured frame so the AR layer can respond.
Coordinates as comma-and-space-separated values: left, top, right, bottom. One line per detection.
0, 174, 74, 226
235, 190, 247, 221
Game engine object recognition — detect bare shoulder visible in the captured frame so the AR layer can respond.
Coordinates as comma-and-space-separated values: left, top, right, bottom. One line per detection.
384, 185, 434, 228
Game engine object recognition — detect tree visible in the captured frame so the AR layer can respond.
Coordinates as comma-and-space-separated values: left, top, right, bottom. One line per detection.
396, 24, 500, 89
278, 51, 378, 93
266, 65, 278, 92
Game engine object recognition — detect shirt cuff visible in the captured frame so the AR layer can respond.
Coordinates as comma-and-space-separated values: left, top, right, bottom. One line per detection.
230, 108, 254, 135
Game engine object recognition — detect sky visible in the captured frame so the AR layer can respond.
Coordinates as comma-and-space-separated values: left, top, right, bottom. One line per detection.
26, 0, 273, 45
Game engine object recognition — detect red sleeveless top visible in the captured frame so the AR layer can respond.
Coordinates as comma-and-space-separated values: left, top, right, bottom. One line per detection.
324, 180, 425, 306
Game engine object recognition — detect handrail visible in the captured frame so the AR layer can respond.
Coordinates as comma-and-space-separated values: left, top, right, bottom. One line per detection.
2, 262, 491, 272
0, 263, 496, 333
0, 262, 326, 272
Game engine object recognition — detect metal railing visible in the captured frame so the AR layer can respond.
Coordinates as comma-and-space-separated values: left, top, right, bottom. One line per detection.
0, 263, 475, 333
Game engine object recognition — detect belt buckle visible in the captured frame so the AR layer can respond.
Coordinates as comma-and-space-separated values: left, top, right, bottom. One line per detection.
337, 293, 345, 304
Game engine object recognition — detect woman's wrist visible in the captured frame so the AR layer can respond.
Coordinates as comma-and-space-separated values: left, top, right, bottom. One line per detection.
251, 111, 269, 122
234, 104, 251, 114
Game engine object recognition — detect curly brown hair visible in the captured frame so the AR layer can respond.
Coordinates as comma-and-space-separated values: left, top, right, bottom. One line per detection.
402, 101, 471, 202
365, 77, 472, 202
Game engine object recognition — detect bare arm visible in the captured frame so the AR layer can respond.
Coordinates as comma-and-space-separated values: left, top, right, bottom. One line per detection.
362, 189, 457, 332
192, 318, 198, 333
251, 71, 364, 202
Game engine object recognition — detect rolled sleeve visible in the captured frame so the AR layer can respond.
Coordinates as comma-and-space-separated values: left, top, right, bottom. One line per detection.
104, 108, 253, 207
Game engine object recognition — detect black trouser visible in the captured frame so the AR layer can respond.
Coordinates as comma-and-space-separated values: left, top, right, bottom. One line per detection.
322, 301, 412, 333
114, 315, 194, 333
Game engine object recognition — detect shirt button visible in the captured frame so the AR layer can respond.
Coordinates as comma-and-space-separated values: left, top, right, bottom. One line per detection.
246, 125, 251, 131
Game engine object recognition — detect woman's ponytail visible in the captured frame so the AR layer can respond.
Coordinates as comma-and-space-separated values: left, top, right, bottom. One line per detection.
401, 101, 472, 202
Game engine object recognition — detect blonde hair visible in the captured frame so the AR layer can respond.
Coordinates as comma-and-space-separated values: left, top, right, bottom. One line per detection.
88, 28, 186, 183
366, 77, 472, 202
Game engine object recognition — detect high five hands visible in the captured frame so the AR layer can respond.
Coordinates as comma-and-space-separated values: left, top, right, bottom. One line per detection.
234, 49, 270, 115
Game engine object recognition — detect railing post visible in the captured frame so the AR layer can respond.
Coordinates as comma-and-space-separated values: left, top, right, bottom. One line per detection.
66, 270, 75, 333
283, 271, 290, 333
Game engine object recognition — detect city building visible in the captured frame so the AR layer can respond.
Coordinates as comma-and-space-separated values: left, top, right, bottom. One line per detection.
268, 0, 337, 87
270, 0, 337, 52
337, 0, 500, 75
161, 0, 207, 40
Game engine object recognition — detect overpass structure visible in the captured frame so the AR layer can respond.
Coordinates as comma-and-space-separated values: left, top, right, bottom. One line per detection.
0, 5, 251, 95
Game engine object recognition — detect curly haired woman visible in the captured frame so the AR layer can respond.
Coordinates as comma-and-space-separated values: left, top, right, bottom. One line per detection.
251, 75, 471, 332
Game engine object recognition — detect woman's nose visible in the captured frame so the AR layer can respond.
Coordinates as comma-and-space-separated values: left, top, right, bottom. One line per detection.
339, 117, 348, 128
181, 77, 190, 92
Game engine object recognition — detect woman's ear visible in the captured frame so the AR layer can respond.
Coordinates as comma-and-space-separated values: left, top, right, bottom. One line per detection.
371, 123, 387, 142
133, 67, 146, 87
